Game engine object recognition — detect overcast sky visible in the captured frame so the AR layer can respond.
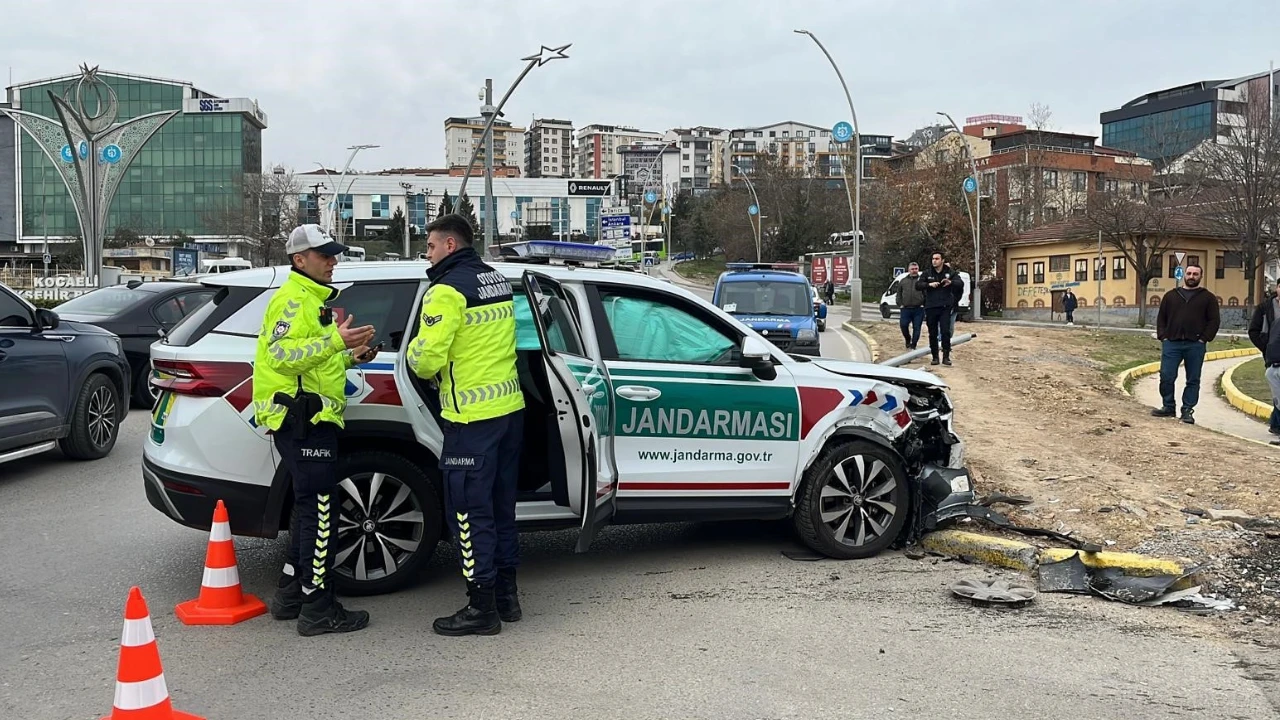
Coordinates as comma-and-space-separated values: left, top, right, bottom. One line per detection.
6, 0, 1279, 172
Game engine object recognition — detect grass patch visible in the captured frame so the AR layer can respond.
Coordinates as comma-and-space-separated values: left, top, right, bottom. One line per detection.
1077, 331, 1247, 375
673, 256, 725, 283
1230, 357, 1273, 405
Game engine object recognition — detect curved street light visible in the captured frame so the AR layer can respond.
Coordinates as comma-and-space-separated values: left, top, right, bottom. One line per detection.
937, 111, 982, 320
731, 164, 763, 262
795, 29, 862, 320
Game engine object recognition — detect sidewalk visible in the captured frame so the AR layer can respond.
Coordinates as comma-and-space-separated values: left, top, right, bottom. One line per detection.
1132, 357, 1275, 445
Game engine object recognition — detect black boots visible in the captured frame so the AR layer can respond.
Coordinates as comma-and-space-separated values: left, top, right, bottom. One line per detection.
296, 589, 370, 637
931, 354, 940, 366
433, 582, 502, 636
1151, 406, 1176, 418
1181, 408, 1195, 425
270, 575, 303, 620
942, 352, 952, 366
496, 568, 522, 622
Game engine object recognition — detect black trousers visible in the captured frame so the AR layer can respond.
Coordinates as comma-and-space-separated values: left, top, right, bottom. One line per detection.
439, 411, 524, 589
275, 421, 340, 595
925, 306, 952, 356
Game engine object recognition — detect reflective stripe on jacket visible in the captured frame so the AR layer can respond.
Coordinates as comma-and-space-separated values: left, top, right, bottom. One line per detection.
252, 268, 353, 431
407, 247, 524, 423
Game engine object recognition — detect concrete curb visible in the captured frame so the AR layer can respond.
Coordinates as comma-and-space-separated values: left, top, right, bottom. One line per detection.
842, 321, 880, 362
1115, 347, 1259, 397
920, 529, 1199, 585
1221, 355, 1272, 420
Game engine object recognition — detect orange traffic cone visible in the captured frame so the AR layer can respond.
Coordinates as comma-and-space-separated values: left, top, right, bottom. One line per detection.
102, 586, 205, 720
175, 499, 267, 625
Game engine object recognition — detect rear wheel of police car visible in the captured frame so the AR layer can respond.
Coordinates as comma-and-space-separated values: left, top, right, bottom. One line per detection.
330, 451, 443, 596
794, 441, 909, 559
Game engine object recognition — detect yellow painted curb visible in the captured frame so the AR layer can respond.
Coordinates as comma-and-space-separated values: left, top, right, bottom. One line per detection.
1037, 548, 1194, 581
920, 530, 1038, 572
841, 321, 880, 362
1221, 355, 1272, 420
1116, 347, 1258, 397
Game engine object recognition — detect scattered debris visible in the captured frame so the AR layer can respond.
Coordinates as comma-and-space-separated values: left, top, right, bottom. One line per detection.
904, 550, 927, 561
1205, 508, 1253, 523
1037, 551, 1223, 611
1182, 507, 1206, 517
1119, 503, 1149, 519
1155, 498, 1183, 511
977, 493, 1033, 507
1098, 506, 1115, 513
951, 578, 1037, 608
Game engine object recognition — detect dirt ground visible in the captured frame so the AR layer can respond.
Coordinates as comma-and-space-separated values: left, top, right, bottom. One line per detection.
856, 322, 1280, 630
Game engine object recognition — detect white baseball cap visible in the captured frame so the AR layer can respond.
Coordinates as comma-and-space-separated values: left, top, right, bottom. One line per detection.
286, 224, 349, 256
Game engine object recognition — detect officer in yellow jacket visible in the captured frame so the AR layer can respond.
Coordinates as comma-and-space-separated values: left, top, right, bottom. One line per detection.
255, 224, 378, 636
408, 213, 525, 636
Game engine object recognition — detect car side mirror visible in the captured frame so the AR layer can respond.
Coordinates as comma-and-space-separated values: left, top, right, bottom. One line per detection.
738, 335, 777, 380
35, 308, 59, 331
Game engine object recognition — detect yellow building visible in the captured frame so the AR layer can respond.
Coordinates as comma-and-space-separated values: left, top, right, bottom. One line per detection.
1001, 216, 1256, 323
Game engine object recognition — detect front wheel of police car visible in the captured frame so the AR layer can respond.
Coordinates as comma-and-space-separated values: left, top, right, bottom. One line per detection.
327, 451, 443, 596
793, 440, 909, 559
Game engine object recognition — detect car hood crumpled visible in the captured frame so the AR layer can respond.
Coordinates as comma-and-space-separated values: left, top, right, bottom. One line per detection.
807, 358, 947, 388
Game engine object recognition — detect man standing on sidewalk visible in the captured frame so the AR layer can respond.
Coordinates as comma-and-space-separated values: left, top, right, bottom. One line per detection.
1062, 288, 1078, 326
1152, 264, 1220, 425
891, 262, 925, 350
1247, 278, 1280, 439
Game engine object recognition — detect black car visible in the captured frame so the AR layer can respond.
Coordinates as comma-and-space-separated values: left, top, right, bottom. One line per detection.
54, 281, 216, 407
0, 281, 131, 464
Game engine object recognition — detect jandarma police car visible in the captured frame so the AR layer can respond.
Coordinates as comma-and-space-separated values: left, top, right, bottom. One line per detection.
143, 241, 974, 595
712, 263, 823, 355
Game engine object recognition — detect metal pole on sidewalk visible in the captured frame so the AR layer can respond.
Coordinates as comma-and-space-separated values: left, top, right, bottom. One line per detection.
1097, 230, 1103, 328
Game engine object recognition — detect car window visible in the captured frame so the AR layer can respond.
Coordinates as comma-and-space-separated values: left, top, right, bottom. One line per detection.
177, 291, 216, 316
523, 280, 587, 357
717, 280, 810, 316
153, 298, 185, 326
512, 289, 575, 354
52, 286, 149, 317
329, 281, 419, 350
597, 288, 736, 365
0, 288, 33, 328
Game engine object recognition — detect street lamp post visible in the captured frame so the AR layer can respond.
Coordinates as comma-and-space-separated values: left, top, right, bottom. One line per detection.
457, 44, 571, 256
937, 111, 982, 320
795, 29, 862, 320
731, 164, 763, 262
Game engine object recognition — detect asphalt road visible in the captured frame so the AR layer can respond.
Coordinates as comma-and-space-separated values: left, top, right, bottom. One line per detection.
2, 415, 1278, 719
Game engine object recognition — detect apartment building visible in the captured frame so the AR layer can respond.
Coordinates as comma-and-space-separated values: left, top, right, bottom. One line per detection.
525, 118, 574, 178
443, 116, 526, 175
725, 120, 893, 181
574, 124, 663, 178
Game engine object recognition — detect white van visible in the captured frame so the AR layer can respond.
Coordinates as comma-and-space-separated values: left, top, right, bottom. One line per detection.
339, 246, 366, 262
879, 270, 971, 320
198, 258, 253, 275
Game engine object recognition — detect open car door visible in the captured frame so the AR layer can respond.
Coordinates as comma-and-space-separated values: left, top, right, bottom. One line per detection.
521, 270, 615, 552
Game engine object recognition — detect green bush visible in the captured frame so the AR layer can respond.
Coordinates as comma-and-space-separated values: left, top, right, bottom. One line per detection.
27, 297, 61, 309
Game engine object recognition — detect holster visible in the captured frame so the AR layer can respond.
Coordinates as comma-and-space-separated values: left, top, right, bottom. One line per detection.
273, 390, 323, 440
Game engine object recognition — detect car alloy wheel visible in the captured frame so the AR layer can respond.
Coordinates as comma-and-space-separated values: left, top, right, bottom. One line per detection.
819, 454, 899, 548
334, 471, 426, 583
87, 385, 118, 449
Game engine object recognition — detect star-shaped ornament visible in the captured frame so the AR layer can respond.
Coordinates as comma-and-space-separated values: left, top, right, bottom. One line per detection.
522, 43, 571, 66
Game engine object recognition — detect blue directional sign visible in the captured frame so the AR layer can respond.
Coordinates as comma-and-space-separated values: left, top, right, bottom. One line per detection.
1174, 266, 1184, 280
748, 204, 759, 216
60, 144, 75, 163
832, 121, 854, 143
644, 191, 657, 204
963, 176, 977, 194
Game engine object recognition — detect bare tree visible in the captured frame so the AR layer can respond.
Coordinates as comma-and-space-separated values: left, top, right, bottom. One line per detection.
1083, 190, 1177, 326
201, 168, 302, 267
1185, 90, 1280, 308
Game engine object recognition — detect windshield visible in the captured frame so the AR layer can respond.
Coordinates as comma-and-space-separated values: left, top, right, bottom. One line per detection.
54, 286, 150, 317
718, 280, 811, 316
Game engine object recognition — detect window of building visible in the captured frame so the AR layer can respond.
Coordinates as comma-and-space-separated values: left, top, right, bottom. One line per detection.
1073, 171, 1087, 191
1112, 256, 1126, 280
753, 131, 763, 138
1187, 254, 1200, 272
1094, 258, 1107, 281
982, 172, 996, 196
1075, 259, 1088, 281
1105, 178, 1119, 194
1033, 261, 1045, 284
1041, 170, 1058, 189
682, 165, 690, 173
1221, 251, 1243, 268
370, 194, 390, 219
782, 131, 790, 137
1049, 255, 1071, 273
1045, 207, 1061, 222
1016, 263, 1028, 285
1167, 254, 1180, 279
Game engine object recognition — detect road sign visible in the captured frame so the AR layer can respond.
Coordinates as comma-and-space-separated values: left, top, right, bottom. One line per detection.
748, 204, 759, 216
832, 121, 854, 143
568, 180, 611, 196
1175, 251, 1186, 264
963, 176, 977, 194
599, 207, 632, 243
1174, 266, 1185, 280
893, 266, 905, 277
510, 211, 518, 219
644, 191, 657, 204
42, 253, 51, 265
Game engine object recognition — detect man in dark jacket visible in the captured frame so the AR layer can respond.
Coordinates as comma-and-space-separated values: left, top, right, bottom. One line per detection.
916, 251, 958, 366
1248, 279, 1280, 438
891, 262, 926, 349
823, 279, 835, 305
1062, 289, 1078, 325
1152, 264, 1220, 424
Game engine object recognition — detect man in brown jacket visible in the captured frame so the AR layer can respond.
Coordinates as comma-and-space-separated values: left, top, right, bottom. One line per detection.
1152, 264, 1220, 424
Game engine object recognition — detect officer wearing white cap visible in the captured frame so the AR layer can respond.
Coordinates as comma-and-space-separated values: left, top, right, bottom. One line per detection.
257, 224, 378, 636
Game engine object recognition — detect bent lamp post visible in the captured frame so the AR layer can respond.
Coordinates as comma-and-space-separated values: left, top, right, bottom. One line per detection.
1, 65, 178, 285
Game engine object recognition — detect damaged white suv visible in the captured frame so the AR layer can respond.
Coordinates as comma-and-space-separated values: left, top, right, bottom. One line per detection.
143, 243, 974, 595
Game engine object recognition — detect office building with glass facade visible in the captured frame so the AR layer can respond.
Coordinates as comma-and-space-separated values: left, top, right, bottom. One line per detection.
4, 70, 267, 256
1100, 70, 1279, 165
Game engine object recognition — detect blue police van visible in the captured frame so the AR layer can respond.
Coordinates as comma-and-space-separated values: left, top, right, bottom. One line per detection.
712, 262, 824, 356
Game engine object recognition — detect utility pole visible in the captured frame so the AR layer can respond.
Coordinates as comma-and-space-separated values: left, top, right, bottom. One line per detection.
482, 79, 497, 251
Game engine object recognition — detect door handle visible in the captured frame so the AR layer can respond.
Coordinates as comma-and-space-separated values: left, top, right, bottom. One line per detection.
580, 383, 599, 395
615, 385, 661, 401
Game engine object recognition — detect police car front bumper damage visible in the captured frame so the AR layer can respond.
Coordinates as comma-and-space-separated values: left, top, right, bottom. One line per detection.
897, 387, 976, 545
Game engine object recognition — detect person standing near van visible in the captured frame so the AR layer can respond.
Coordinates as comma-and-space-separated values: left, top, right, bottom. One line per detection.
917, 252, 958, 366
407, 214, 526, 636
892, 262, 925, 350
